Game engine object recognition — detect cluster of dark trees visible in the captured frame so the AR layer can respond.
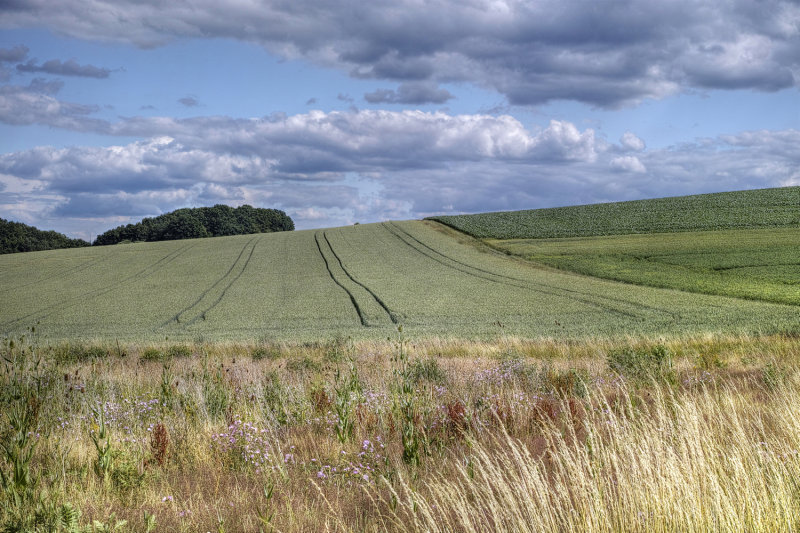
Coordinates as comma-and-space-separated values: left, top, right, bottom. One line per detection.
0, 218, 90, 254
93, 205, 294, 245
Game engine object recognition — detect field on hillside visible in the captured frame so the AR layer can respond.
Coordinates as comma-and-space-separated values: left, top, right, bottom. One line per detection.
430, 186, 800, 239
2, 220, 799, 342
3, 186, 800, 531
493, 227, 800, 306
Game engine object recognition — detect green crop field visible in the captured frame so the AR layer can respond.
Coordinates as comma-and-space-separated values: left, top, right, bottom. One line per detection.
1, 219, 799, 342
4, 188, 800, 532
492, 227, 800, 306
426, 186, 800, 311
429, 186, 800, 239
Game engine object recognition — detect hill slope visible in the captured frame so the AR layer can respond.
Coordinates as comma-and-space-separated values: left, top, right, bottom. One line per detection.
494, 227, 800, 306
1, 221, 798, 342
428, 186, 800, 239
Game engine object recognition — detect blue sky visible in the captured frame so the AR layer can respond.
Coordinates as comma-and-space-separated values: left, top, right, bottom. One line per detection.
1, 1, 799, 240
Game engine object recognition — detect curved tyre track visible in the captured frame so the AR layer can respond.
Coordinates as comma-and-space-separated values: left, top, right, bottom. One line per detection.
383, 222, 674, 320
323, 231, 398, 324
160, 237, 260, 328
315, 232, 368, 326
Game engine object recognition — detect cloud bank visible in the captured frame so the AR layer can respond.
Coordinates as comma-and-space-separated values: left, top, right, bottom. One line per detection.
1, 103, 797, 238
2, 0, 799, 107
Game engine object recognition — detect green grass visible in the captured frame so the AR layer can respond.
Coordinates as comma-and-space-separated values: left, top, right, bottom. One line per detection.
1, 221, 799, 342
491, 227, 800, 306
429, 186, 800, 239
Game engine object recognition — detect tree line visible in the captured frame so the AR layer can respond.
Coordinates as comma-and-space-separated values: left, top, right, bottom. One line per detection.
0, 205, 295, 254
93, 205, 294, 245
0, 218, 90, 254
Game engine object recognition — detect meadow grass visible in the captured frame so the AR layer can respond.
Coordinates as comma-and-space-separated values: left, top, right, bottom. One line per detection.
3, 331, 800, 531
2, 221, 799, 343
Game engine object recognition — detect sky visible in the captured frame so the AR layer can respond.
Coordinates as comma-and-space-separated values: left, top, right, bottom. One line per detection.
1, 0, 799, 240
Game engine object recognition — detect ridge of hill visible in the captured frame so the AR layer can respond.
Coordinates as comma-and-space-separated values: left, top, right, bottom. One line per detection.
428, 186, 800, 239
1, 221, 798, 342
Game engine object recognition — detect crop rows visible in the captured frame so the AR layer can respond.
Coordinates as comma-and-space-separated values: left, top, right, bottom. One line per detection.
495, 227, 800, 306
429, 186, 800, 239
2, 222, 799, 341
161, 237, 260, 328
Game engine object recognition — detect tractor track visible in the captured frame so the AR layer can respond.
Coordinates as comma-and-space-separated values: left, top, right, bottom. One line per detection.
389, 222, 681, 318
160, 237, 259, 328
322, 231, 398, 324
383, 222, 666, 320
314, 231, 367, 326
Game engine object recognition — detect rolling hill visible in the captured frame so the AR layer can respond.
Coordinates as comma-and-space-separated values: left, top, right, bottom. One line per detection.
429, 186, 800, 239
1, 217, 798, 342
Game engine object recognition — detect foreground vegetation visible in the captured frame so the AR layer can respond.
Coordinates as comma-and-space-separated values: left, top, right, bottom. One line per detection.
2, 221, 799, 342
3, 331, 800, 531
493, 227, 800, 306
430, 186, 800, 239
0, 218, 89, 255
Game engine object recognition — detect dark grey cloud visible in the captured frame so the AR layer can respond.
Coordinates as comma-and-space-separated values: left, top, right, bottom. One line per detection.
178, 96, 200, 107
364, 81, 454, 105
0, 45, 29, 81
27, 78, 64, 96
305, 97, 317, 105
16, 58, 111, 78
3, 0, 799, 107
0, 45, 29, 63
53, 193, 162, 217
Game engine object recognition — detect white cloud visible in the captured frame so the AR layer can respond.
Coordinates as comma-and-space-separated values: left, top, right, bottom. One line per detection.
610, 155, 647, 173
1, 104, 798, 237
620, 132, 646, 152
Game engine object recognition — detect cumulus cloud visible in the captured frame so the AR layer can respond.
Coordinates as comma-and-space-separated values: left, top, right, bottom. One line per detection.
2, 0, 799, 107
610, 155, 647, 173
0, 81, 103, 129
1, 100, 797, 237
620, 132, 646, 152
16, 58, 111, 78
364, 82, 454, 105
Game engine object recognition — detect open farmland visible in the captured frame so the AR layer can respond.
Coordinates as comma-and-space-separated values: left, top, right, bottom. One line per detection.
493, 227, 800, 306
429, 186, 800, 239
1, 219, 799, 342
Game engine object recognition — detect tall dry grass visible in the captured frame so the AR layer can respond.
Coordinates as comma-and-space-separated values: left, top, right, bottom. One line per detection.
383, 378, 800, 532
1, 333, 799, 531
